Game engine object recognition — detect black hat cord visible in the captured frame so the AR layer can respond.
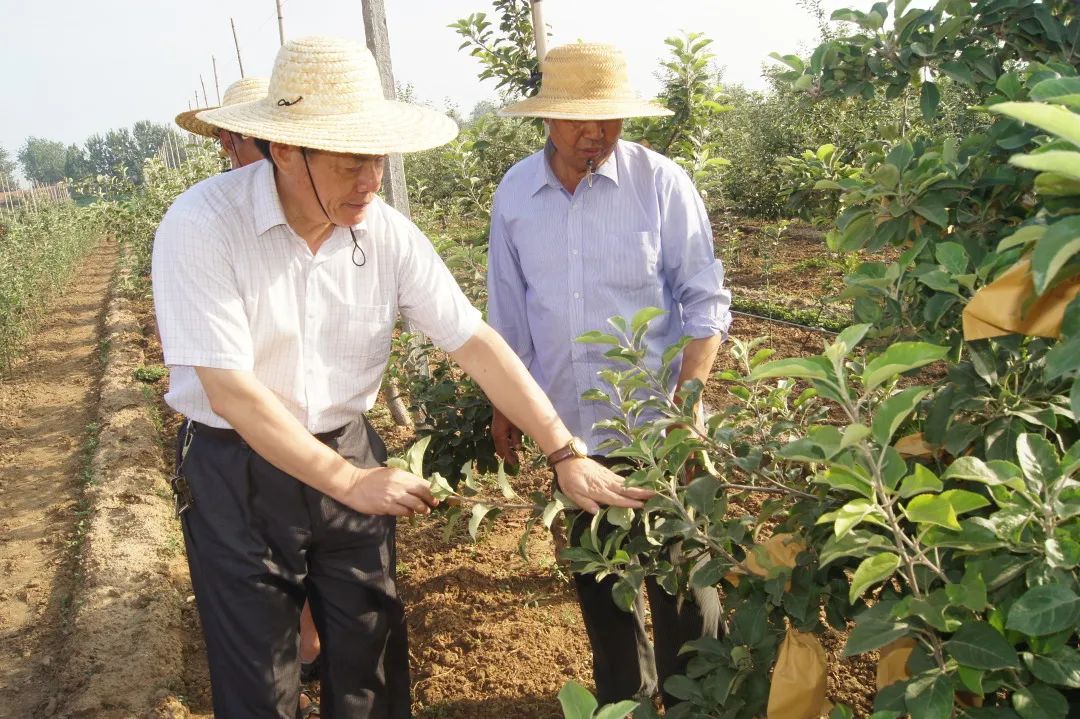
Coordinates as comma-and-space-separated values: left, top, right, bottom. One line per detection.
301, 148, 367, 268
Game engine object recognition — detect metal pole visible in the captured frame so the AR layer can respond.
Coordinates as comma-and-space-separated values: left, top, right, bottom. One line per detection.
531, 0, 547, 62
213, 55, 222, 104
231, 18, 246, 78
276, 0, 285, 46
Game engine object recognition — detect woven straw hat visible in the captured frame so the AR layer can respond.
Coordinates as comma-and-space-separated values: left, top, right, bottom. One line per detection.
197, 36, 458, 155
501, 43, 673, 120
175, 78, 270, 138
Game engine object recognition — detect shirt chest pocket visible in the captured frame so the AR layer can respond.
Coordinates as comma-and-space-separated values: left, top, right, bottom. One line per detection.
596, 231, 661, 290
339, 303, 395, 368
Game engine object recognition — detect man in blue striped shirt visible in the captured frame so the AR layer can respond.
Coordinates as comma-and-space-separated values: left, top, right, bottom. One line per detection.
486, 43, 732, 709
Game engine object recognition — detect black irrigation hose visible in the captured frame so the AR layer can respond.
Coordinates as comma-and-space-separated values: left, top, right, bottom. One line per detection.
730, 309, 840, 336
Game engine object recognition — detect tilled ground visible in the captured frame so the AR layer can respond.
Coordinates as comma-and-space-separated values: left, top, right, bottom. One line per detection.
0, 240, 117, 717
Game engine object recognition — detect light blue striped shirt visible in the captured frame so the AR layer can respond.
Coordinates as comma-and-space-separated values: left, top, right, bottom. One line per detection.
487, 139, 732, 453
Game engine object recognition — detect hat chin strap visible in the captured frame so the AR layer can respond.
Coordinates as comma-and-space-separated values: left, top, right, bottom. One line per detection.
226, 131, 244, 170
301, 148, 366, 268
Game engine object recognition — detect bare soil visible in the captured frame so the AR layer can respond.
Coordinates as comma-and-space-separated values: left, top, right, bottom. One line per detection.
0, 240, 116, 717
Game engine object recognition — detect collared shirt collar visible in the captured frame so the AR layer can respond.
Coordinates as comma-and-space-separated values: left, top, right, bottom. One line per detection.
253, 160, 289, 237
251, 159, 369, 243
531, 139, 621, 197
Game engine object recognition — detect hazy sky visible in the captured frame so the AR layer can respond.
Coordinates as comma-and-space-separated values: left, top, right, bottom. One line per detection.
1, 0, 860, 170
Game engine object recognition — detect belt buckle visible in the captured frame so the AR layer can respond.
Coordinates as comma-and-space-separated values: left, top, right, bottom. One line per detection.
171, 473, 193, 517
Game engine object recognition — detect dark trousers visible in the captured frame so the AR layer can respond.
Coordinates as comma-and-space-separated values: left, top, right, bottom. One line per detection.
176, 417, 409, 719
565, 458, 707, 708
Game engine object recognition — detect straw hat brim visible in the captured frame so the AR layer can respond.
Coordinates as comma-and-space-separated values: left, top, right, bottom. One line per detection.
499, 96, 673, 120
175, 108, 221, 139
197, 98, 459, 155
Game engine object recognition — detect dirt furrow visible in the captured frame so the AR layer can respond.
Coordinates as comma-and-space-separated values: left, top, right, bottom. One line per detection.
0, 239, 117, 717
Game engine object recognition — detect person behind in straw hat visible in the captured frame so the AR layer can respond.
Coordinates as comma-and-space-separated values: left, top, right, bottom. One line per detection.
486, 42, 732, 709
175, 77, 270, 169
152, 35, 653, 718
179, 74, 326, 713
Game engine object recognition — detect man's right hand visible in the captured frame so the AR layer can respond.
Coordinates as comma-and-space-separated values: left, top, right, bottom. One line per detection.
491, 406, 523, 465
340, 467, 439, 516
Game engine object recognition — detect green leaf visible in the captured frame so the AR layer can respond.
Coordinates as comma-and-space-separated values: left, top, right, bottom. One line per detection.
429, 472, 455, 501
946, 569, 988, 612
595, 700, 642, 719
940, 489, 992, 516
816, 466, 875, 499
1011, 150, 1080, 183
836, 323, 872, 353
941, 456, 1025, 490
935, 242, 969, 275
1006, 584, 1080, 636
905, 672, 954, 719
1030, 216, 1080, 295
1024, 646, 1080, 688
543, 494, 568, 528
921, 81, 941, 122
819, 498, 888, 538
751, 355, 837, 383
957, 665, 984, 695
872, 387, 929, 446
496, 461, 515, 499
996, 72, 1024, 101
841, 423, 872, 450
941, 61, 976, 87
403, 435, 432, 477
606, 506, 633, 530
630, 307, 666, 334
819, 530, 891, 567
1030, 77, 1080, 103
1017, 433, 1061, 487
844, 601, 911, 656
1045, 335, 1080, 381
557, 681, 599, 719
913, 195, 950, 228
904, 494, 961, 530
944, 621, 1020, 670
849, 552, 901, 603
576, 330, 622, 345
997, 224, 1047, 253
990, 102, 1080, 148
1012, 684, 1069, 719
899, 464, 943, 498
468, 503, 494, 540
863, 343, 949, 391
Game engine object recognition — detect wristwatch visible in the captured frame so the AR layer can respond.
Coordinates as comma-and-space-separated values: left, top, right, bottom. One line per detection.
547, 437, 589, 466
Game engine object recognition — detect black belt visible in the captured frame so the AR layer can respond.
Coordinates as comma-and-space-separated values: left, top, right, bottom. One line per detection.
190, 421, 348, 445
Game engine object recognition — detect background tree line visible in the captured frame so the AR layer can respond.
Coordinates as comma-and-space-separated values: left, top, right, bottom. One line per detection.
1, 120, 186, 190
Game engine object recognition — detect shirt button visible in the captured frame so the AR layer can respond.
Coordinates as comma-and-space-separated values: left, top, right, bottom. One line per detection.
574, 292, 581, 299
572, 249, 579, 255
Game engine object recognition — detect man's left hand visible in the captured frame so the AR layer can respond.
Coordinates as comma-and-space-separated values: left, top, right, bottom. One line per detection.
555, 458, 655, 514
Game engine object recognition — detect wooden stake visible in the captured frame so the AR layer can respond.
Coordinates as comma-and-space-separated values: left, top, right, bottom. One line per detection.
362, 0, 410, 219
362, 0, 425, 426
213, 55, 222, 104
200, 74, 209, 109
276, 0, 285, 46
531, 0, 547, 63
231, 18, 245, 78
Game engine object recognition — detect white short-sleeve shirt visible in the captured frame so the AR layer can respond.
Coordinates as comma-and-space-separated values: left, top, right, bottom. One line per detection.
152, 160, 481, 433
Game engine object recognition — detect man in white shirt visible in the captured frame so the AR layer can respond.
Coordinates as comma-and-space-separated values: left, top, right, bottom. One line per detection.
153, 36, 651, 719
